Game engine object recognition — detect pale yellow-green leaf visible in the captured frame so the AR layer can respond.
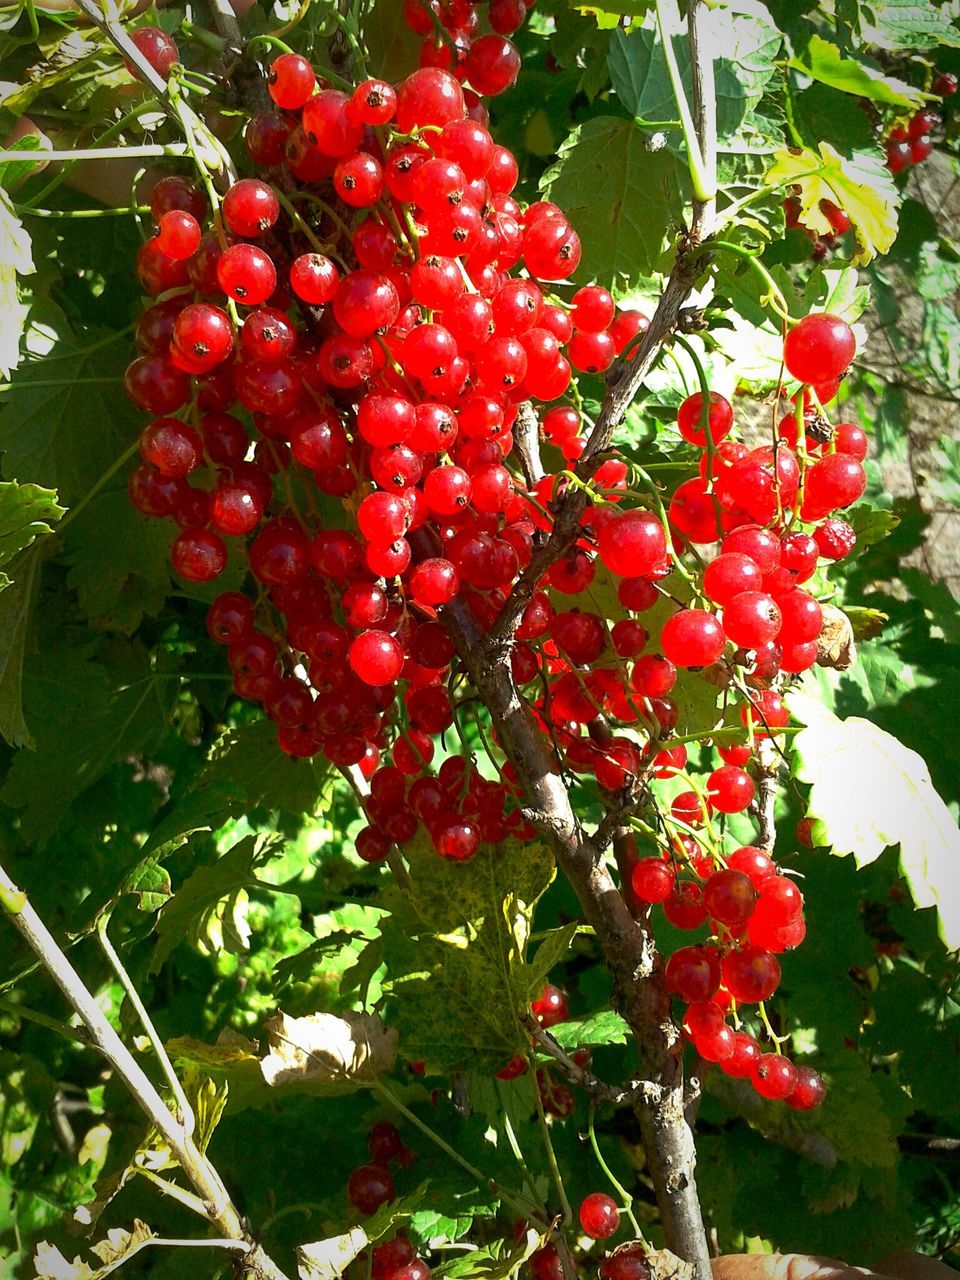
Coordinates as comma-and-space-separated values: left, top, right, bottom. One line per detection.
298, 1228, 369, 1280
765, 142, 898, 264
260, 1010, 397, 1092
789, 34, 924, 108
789, 691, 960, 951
0, 189, 32, 379
33, 1221, 154, 1280
77, 1121, 111, 1167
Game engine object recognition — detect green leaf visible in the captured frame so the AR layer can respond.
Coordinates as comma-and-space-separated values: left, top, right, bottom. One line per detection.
765, 142, 899, 263
575, 1, 652, 24
0, 134, 48, 192
523, 924, 580, 999
789, 691, 960, 951
150, 834, 278, 972
119, 857, 173, 914
921, 299, 960, 394
0, 540, 44, 748
0, 326, 131, 505
436, 1232, 542, 1280
549, 1010, 631, 1049
789, 33, 925, 108
166, 1028, 269, 1113
380, 836, 556, 1071
860, 0, 960, 50
540, 117, 678, 285
925, 435, 960, 507
141, 719, 330, 854
0, 187, 32, 379
0, 32, 103, 115
63, 487, 173, 633
608, 4, 781, 140
0, 481, 63, 582
0, 637, 177, 844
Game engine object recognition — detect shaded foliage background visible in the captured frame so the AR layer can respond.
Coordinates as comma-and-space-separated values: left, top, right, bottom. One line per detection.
0, 0, 958, 1277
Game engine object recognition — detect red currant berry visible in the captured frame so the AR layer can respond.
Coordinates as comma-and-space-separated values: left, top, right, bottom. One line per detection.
579, 1192, 620, 1240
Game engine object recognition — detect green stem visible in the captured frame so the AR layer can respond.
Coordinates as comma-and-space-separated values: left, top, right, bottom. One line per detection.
373, 1081, 540, 1221
17, 205, 150, 219
58, 441, 139, 534
0, 994, 89, 1045
655, 0, 715, 203
531, 1065, 573, 1226
179, 18, 228, 53
712, 241, 797, 325
0, 144, 182, 164
20, 100, 162, 211
136, 1166, 211, 1218
97, 917, 195, 1134
587, 1103, 645, 1240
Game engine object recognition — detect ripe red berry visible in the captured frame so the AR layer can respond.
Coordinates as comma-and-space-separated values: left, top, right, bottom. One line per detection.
702, 868, 757, 928
665, 945, 721, 1003
631, 858, 675, 903
268, 52, 316, 108
170, 528, 227, 582
783, 313, 856, 384
706, 766, 755, 815
677, 391, 734, 448
579, 1192, 620, 1240
721, 945, 780, 1003
347, 1164, 396, 1215
661, 609, 726, 668
531, 984, 568, 1028
785, 1065, 826, 1110
129, 27, 179, 78
597, 511, 667, 577
752, 1053, 799, 1101
222, 179, 280, 238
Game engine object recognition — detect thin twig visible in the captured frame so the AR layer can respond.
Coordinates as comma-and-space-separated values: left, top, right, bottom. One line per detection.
0, 862, 291, 1280
97, 916, 196, 1136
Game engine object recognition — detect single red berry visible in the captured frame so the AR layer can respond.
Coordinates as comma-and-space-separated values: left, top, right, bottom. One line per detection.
665, 945, 721, 1003
597, 511, 667, 577
785, 1065, 826, 1110
783, 313, 856, 384
722, 945, 781, 1003
268, 52, 316, 108
531, 984, 568, 1028
347, 1163, 395, 1215
677, 391, 734, 448
579, 1192, 620, 1240
170, 528, 227, 582
631, 858, 675, 904
129, 27, 179, 78
350, 632, 404, 686
661, 609, 726, 668
753, 1053, 799, 1101
706, 766, 755, 815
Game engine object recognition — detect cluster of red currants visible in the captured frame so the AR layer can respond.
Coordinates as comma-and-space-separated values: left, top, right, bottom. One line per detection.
401, 0, 525, 95
783, 192, 854, 260
884, 106, 943, 175
527, 1194, 649, 1280
345, 1124, 426, 1280
123, 31, 860, 1116
654, 845, 822, 1109
123, 53, 644, 869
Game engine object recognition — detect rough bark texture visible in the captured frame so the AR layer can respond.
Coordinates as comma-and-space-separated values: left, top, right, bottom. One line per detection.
432, 579, 712, 1280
